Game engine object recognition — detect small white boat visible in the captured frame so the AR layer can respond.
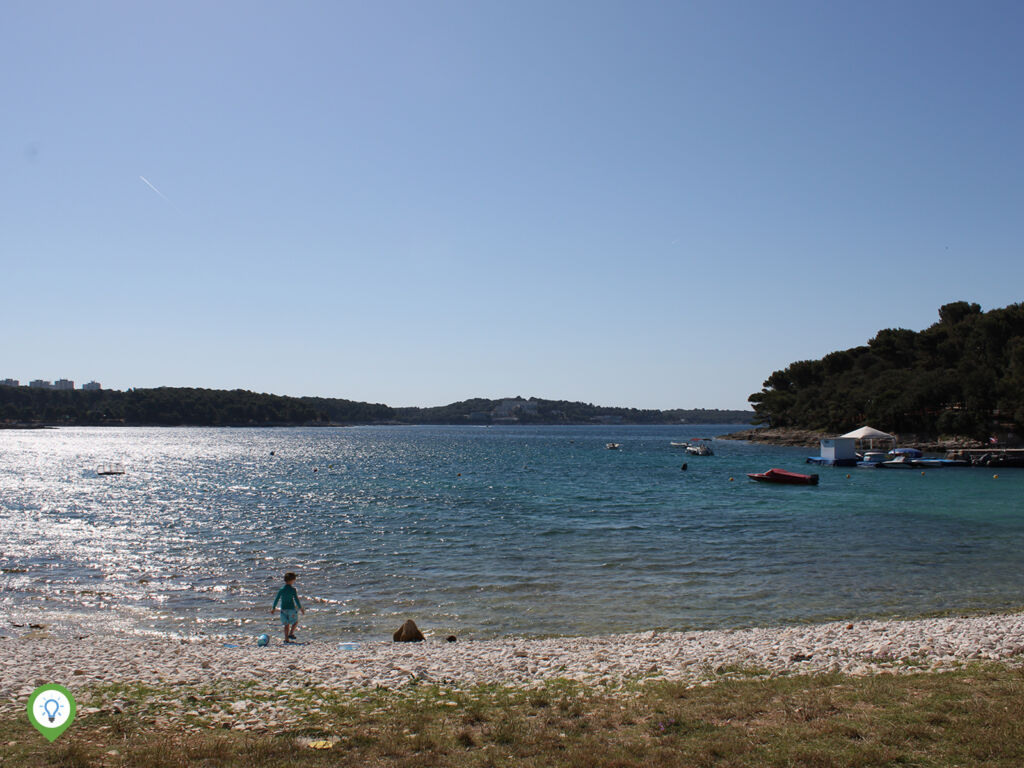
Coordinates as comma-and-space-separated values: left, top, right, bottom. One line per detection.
96, 463, 125, 476
684, 439, 713, 456
605, 443, 621, 450
856, 450, 887, 468
878, 456, 916, 469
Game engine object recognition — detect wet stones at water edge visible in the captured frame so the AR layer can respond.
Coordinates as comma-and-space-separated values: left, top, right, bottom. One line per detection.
393, 619, 425, 642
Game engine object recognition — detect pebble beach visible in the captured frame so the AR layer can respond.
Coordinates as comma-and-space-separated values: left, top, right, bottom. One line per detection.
4, 613, 1024, 731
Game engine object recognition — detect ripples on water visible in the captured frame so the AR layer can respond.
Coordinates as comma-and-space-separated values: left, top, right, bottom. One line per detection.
1, 426, 1023, 640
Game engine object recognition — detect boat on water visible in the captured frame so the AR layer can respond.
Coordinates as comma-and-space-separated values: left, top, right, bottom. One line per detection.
913, 457, 970, 468
684, 439, 713, 456
96, 463, 125, 476
878, 448, 922, 469
605, 443, 621, 450
747, 468, 819, 485
860, 447, 968, 469
856, 450, 888, 468
878, 456, 917, 469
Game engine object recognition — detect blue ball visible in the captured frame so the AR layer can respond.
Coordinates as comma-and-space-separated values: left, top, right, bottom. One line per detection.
257, 633, 270, 647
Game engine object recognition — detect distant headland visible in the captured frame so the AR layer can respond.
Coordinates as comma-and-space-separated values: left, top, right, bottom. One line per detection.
0, 386, 754, 428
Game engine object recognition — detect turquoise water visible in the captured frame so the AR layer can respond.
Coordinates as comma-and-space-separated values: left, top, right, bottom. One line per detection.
1, 425, 1023, 640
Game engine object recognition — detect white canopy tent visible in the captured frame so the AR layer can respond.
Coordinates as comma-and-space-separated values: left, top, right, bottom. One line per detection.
840, 426, 894, 441
839, 426, 895, 450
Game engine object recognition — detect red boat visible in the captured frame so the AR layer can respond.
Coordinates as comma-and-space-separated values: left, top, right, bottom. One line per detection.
747, 468, 819, 485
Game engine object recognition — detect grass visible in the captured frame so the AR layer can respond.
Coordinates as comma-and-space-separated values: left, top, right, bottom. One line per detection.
4, 663, 1024, 767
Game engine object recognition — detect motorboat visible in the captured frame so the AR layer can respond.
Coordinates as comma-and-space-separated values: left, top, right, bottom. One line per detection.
684, 439, 713, 456
878, 456, 917, 469
912, 457, 970, 468
890, 448, 923, 459
856, 450, 887, 468
878, 448, 922, 469
605, 443, 621, 450
747, 468, 819, 485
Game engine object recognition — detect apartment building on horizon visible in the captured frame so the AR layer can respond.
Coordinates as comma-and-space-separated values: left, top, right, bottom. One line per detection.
5, 378, 102, 390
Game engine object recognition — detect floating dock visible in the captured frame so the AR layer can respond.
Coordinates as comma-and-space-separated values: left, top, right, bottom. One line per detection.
946, 449, 1024, 468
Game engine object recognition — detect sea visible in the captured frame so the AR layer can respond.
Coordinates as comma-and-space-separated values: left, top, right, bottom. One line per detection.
2, 425, 1023, 641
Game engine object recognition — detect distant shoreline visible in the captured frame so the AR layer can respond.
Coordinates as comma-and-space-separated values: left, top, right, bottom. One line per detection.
0, 386, 754, 429
0, 421, 755, 430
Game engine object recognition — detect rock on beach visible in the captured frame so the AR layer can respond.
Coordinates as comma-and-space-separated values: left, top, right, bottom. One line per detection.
393, 619, 426, 643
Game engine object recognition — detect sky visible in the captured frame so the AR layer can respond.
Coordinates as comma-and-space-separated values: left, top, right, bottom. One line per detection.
2, 1, 1023, 410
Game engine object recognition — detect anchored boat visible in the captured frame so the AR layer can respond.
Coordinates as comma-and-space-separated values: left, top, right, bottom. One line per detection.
684, 439, 714, 456
747, 468, 819, 486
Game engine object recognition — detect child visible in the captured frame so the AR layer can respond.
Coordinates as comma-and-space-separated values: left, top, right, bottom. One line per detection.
270, 572, 305, 644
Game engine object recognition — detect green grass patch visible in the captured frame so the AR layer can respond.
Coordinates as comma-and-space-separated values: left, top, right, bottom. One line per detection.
4, 663, 1024, 766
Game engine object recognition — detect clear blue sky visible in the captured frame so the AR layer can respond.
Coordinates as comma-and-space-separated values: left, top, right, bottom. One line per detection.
3, 1, 1023, 409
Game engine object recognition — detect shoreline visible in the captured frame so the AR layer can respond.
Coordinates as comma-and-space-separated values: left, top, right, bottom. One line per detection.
718, 427, 989, 452
1, 421, 755, 429
5, 611, 1023, 727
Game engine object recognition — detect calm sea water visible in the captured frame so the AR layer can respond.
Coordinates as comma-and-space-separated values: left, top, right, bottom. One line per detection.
2, 425, 1023, 640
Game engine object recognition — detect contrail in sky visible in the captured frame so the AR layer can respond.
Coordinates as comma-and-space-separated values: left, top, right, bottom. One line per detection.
139, 175, 171, 203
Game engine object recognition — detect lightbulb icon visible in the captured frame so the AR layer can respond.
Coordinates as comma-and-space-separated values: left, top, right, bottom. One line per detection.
43, 698, 61, 723
27, 685, 75, 741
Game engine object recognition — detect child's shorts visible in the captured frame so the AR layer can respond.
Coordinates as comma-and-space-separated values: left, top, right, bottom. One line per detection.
280, 609, 298, 625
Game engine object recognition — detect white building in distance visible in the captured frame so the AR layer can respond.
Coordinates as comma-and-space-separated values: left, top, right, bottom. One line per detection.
54, 379, 75, 390
82, 381, 102, 391
29, 380, 52, 389
0, 378, 18, 387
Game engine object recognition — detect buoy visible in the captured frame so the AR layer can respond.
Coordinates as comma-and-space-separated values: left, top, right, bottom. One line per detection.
729, 477, 734, 482
921, 471, 925, 476
681, 464, 688, 471
457, 473, 461, 477
269, 450, 275, 456
313, 467, 318, 473
994, 474, 999, 479
846, 474, 851, 479
257, 633, 269, 647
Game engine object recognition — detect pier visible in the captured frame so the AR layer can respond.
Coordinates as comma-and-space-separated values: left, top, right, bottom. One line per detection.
946, 448, 1024, 468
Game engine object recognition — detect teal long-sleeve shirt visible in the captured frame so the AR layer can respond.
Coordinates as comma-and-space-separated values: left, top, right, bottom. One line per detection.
272, 584, 302, 611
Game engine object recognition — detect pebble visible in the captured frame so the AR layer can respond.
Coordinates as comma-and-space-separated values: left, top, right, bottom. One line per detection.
2, 613, 1024, 718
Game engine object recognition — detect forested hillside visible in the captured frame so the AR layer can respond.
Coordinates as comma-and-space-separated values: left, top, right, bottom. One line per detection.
0, 387, 751, 427
394, 398, 752, 425
749, 302, 1024, 436
0, 387, 388, 426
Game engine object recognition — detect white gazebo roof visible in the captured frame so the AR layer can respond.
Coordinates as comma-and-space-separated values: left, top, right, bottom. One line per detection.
839, 426, 894, 440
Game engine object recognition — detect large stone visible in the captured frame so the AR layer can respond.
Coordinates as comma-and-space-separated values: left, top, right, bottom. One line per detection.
393, 619, 425, 642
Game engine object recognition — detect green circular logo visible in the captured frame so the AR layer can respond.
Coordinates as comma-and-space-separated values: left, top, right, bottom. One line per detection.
27, 684, 76, 742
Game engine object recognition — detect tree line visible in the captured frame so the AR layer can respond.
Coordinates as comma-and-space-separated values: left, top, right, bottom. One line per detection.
0, 387, 752, 427
0, 387, 388, 426
749, 301, 1024, 437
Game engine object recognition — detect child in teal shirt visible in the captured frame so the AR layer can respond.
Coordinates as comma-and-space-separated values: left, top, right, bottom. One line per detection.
270, 572, 305, 644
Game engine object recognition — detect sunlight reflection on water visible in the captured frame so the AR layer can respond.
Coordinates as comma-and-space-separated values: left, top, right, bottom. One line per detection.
2, 425, 1024, 640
